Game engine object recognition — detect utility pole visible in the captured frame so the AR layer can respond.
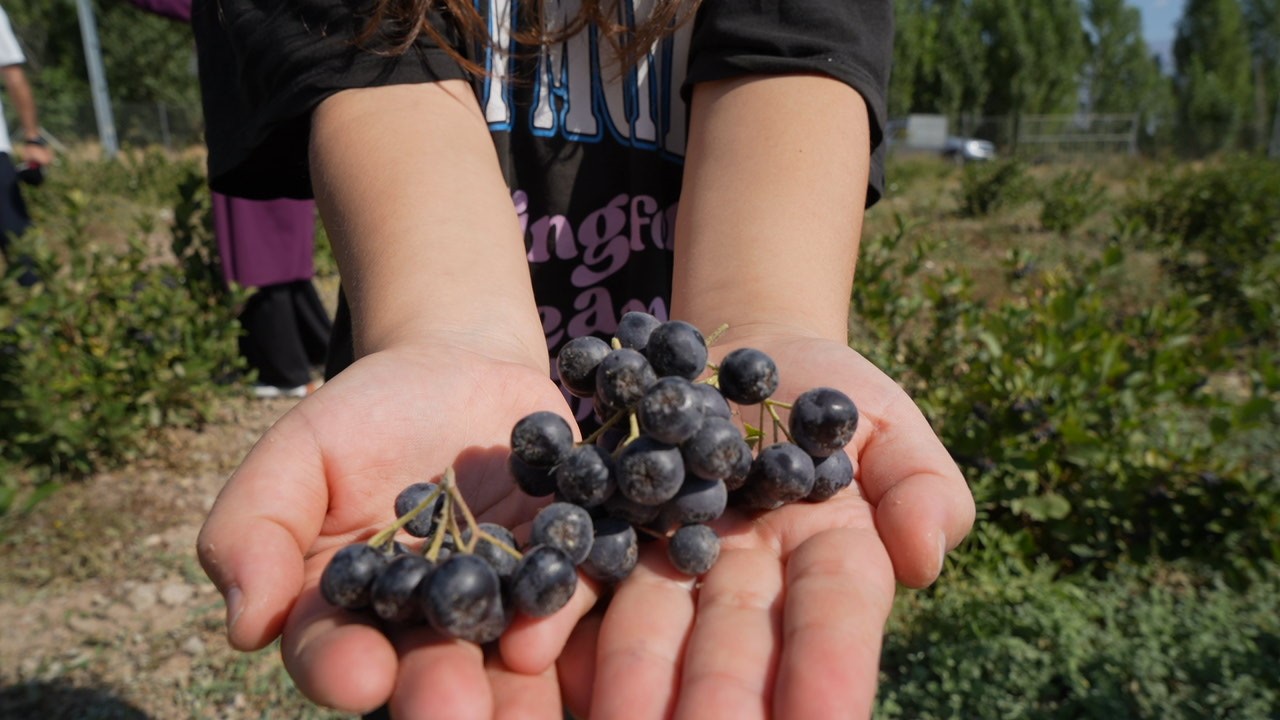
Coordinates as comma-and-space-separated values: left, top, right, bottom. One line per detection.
75, 0, 118, 158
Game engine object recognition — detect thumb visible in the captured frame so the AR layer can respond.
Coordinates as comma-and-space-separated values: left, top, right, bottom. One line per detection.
197, 419, 328, 650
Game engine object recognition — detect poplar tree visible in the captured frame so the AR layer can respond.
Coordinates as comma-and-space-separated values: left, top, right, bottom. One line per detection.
1173, 0, 1254, 154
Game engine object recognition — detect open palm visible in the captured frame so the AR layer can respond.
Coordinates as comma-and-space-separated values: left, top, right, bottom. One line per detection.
557, 332, 976, 719
196, 344, 592, 719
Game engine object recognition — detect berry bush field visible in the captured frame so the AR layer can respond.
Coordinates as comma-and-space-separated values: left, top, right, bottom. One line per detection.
0, 150, 1275, 718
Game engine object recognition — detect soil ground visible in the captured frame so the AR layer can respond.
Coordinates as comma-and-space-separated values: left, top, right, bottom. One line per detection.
0, 396, 348, 720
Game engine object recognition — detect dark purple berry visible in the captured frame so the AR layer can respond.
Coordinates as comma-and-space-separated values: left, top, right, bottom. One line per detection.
557, 336, 612, 398
690, 381, 732, 420
509, 453, 559, 497
603, 491, 662, 524
616, 311, 662, 352
667, 524, 720, 576
511, 411, 575, 467
659, 476, 728, 527
637, 376, 705, 445
595, 348, 658, 414
717, 348, 779, 404
681, 416, 752, 482
616, 436, 685, 505
371, 554, 434, 623
464, 523, 521, 579
531, 502, 595, 565
739, 442, 816, 509
807, 448, 855, 501
645, 320, 708, 380
788, 387, 859, 458
581, 517, 639, 584
510, 545, 578, 617
394, 482, 442, 538
419, 554, 504, 641
320, 543, 388, 610
555, 444, 616, 507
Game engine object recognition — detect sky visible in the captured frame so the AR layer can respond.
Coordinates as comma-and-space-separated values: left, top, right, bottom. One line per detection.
1130, 0, 1182, 44
1129, 0, 1181, 63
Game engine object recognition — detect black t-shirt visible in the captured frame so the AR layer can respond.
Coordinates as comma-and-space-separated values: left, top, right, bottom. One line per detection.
193, 0, 892, 404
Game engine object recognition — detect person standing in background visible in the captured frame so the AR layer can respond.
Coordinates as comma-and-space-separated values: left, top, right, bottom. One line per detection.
0, 3, 53, 284
127, 0, 331, 398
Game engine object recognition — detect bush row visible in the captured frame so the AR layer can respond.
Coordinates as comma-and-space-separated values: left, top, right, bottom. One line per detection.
878, 562, 1280, 720
852, 220, 1278, 575
0, 167, 244, 511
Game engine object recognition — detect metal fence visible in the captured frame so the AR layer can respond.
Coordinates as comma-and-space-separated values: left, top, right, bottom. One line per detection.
18, 101, 204, 153
955, 113, 1146, 159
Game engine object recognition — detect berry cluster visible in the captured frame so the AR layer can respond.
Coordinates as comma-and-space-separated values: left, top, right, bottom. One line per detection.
319, 313, 858, 645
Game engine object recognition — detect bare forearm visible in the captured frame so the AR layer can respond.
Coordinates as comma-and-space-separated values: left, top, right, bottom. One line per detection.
2, 67, 39, 140
672, 75, 871, 343
310, 81, 547, 369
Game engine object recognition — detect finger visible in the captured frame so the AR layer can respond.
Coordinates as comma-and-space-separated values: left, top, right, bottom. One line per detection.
559, 607, 604, 719
487, 650, 564, 720
499, 573, 602, 674
857, 391, 975, 587
387, 631, 493, 720
280, 583, 399, 714
197, 415, 329, 649
674, 548, 783, 720
773, 527, 895, 719
589, 547, 696, 720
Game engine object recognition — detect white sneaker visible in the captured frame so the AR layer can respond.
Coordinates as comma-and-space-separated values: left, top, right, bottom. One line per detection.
252, 381, 321, 399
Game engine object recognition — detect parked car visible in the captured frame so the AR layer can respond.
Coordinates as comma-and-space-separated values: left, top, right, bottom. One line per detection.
942, 136, 997, 163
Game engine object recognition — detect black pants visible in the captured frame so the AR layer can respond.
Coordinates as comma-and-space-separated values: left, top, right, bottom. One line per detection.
239, 279, 332, 388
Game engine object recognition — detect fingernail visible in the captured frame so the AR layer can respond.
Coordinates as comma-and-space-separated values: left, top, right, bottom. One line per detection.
225, 586, 244, 635
937, 532, 948, 573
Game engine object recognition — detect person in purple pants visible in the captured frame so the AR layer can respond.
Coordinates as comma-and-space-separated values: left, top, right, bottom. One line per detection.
128, 0, 331, 398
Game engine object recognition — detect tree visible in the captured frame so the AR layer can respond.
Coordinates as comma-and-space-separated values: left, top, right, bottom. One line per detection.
1083, 0, 1174, 151
888, 0, 993, 122
5, 0, 199, 145
1173, 0, 1254, 155
1242, 0, 1279, 151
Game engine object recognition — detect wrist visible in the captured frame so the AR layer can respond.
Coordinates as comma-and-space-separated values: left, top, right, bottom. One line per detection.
23, 135, 46, 147
358, 314, 550, 376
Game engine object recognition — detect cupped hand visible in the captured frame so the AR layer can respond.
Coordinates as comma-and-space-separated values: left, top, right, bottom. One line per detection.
557, 330, 976, 719
196, 342, 600, 718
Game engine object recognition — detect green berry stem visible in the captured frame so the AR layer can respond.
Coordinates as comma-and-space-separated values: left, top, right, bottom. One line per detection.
612, 410, 643, 459
765, 400, 793, 411
367, 478, 445, 549
704, 323, 730, 346
476, 529, 524, 560
448, 482, 484, 552
766, 402, 795, 444
580, 409, 627, 445
425, 490, 454, 562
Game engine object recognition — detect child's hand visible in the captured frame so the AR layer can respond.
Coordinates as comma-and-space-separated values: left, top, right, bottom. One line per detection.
196, 342, 597, 718
557, 330, 975, 719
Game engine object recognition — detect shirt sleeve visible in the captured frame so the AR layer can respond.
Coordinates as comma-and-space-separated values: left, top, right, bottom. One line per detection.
0, 7, 28, 68
683, 0, 893, 206
193, 0, 469, 199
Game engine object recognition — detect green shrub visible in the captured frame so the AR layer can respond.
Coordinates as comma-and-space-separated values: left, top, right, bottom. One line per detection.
956, 159, 1031, 217
852, 224, 1278, 573
878, 562, 1280, 720
1124, 157, 1280, 344
1039, 169, 1105, 234
0, 171, 243, 500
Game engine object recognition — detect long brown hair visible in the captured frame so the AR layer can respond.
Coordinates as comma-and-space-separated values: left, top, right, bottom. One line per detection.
358, 0, 701, 76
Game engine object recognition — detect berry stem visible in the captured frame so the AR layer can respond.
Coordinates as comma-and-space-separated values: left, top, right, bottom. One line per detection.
448, 482, 484, 552
766, 403, 795, 444
476, 529, 524, 560
704, 323, 730, 346
367, 479, 445, 549
425, 490, 454, 562
580, 409, 627, 445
